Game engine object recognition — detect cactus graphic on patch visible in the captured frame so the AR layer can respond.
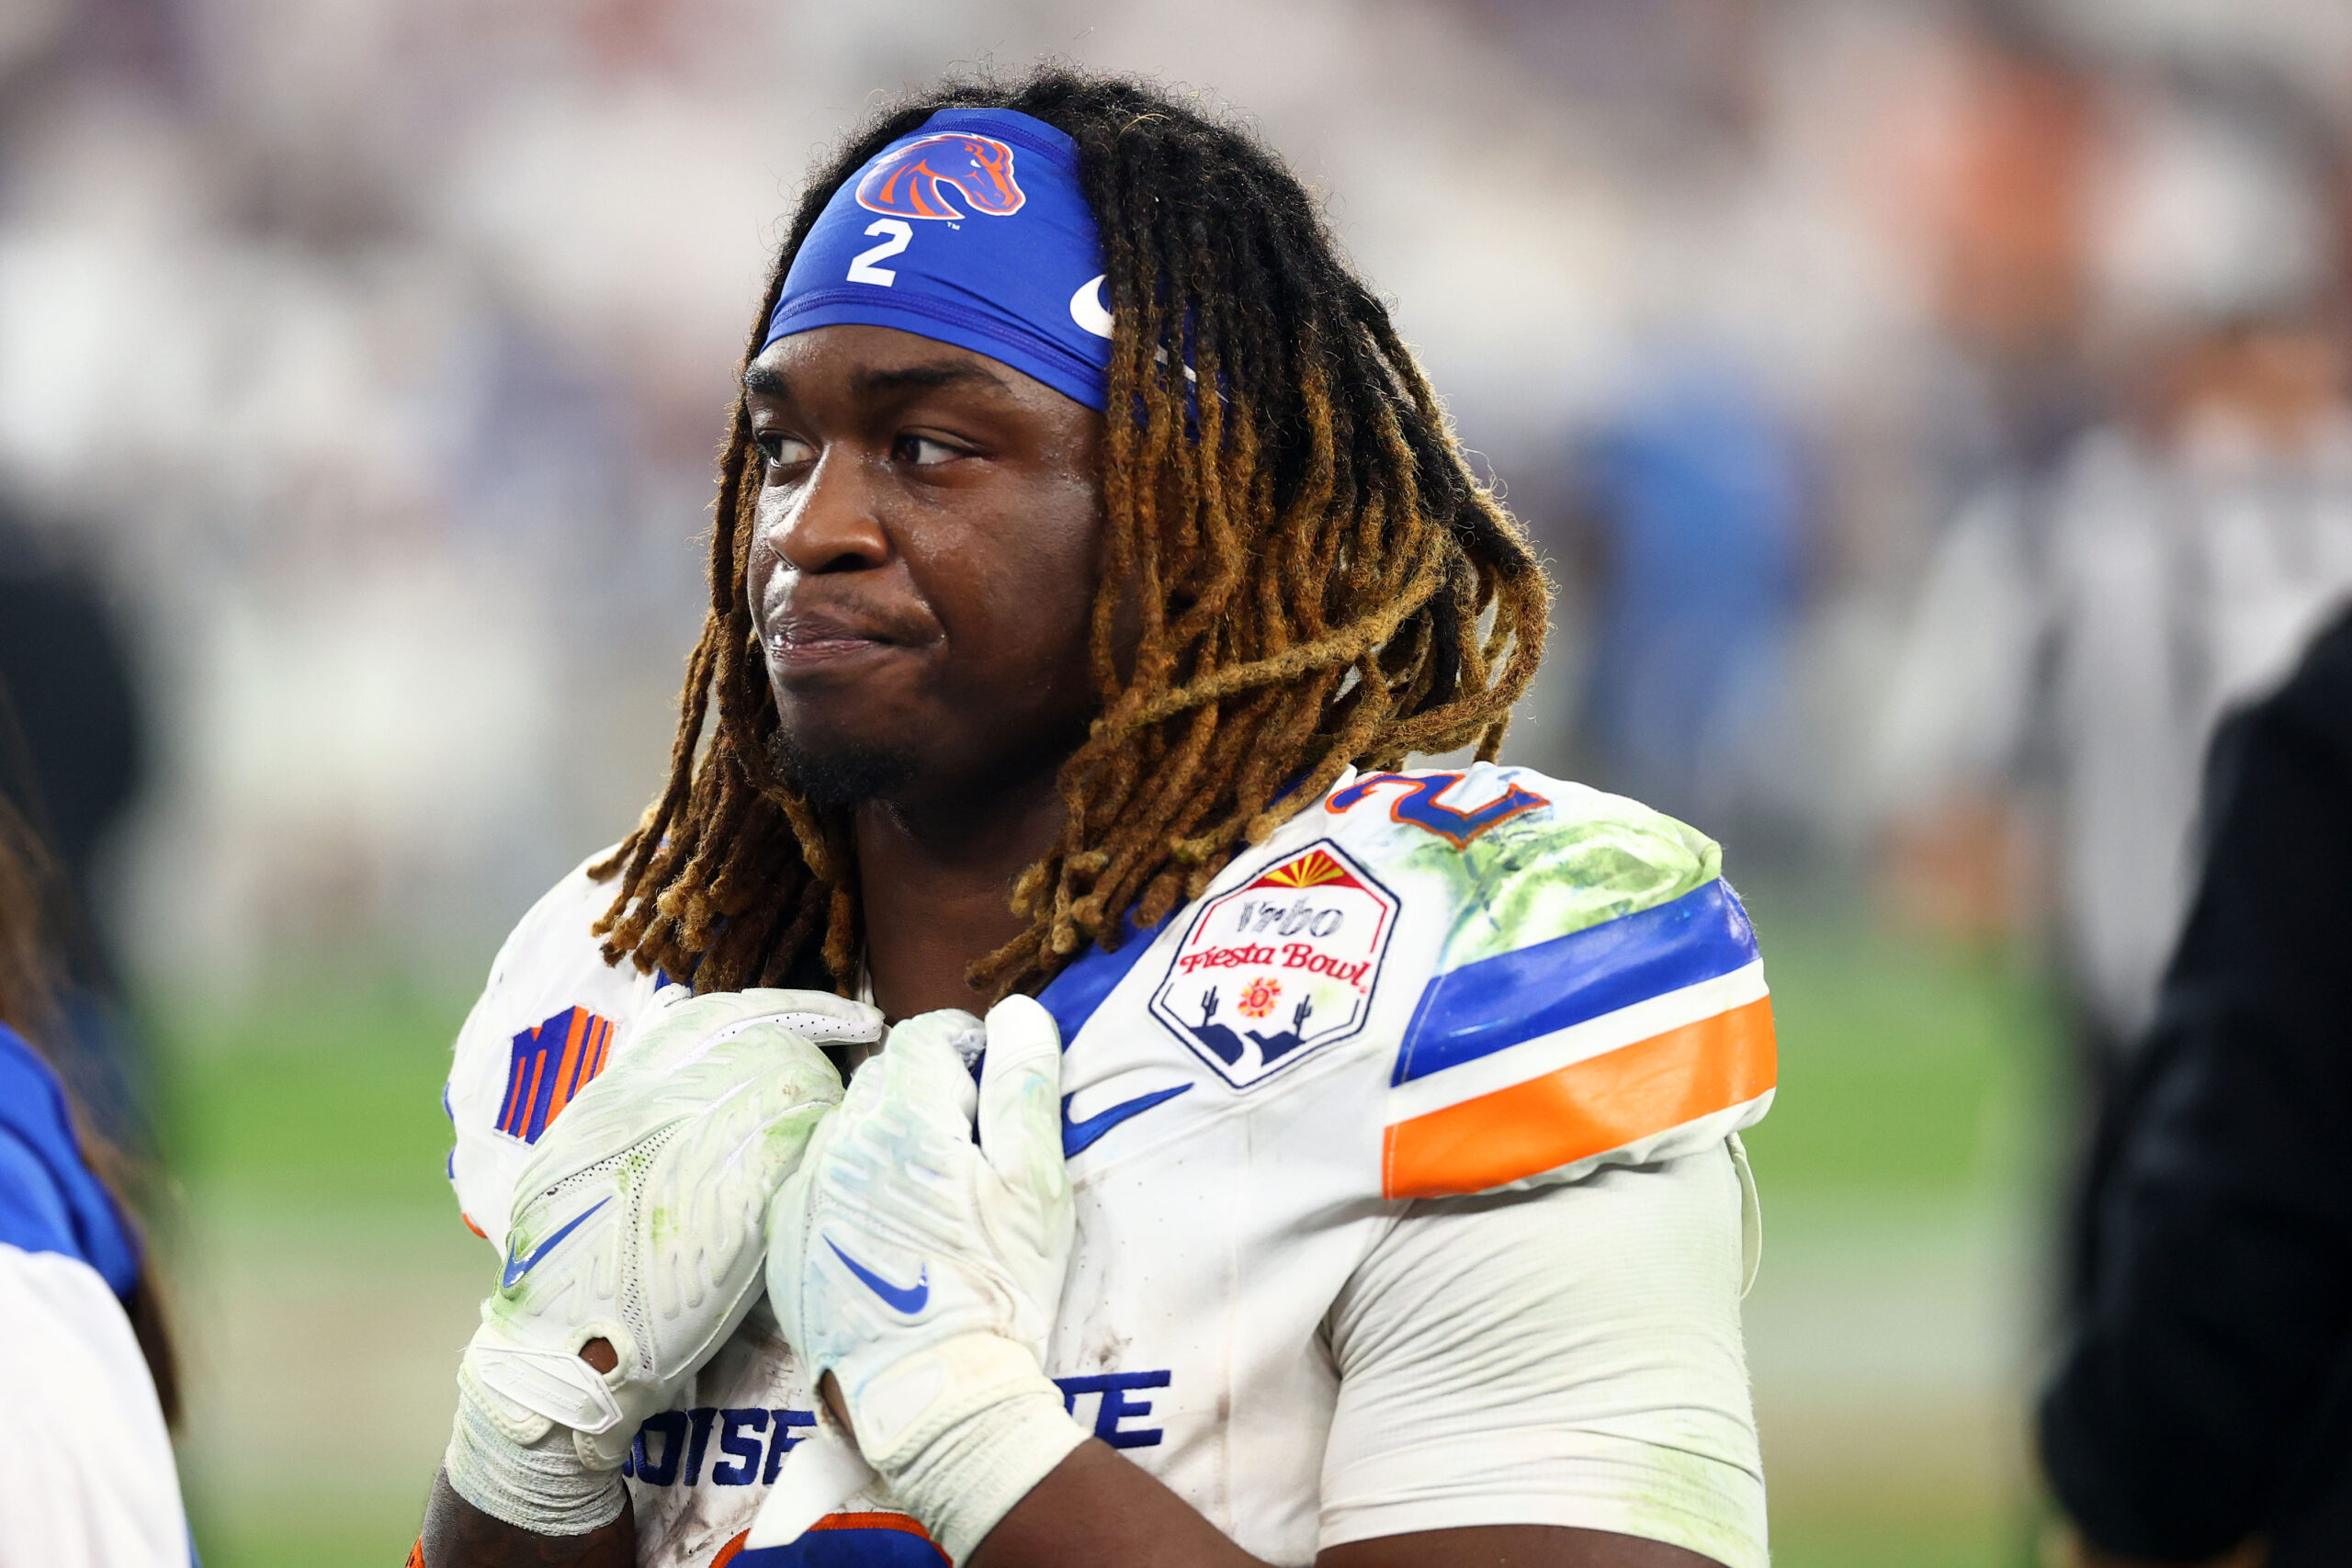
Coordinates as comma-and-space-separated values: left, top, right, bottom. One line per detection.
1150, 840, 1399, 1089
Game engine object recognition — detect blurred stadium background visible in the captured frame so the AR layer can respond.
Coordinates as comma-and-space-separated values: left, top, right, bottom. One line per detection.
3, 0, 2349, 1562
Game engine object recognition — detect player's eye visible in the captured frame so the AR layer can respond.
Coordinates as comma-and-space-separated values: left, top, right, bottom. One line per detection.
755, 432, 816, 468
897, 434, 961, 468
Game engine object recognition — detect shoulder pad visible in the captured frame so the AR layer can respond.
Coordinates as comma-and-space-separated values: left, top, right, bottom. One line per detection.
1314, 767, 1776, 1200
1321, 763, 1720, 960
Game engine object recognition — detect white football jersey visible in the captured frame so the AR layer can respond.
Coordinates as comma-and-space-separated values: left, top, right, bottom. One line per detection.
445, 763, 1776, 1568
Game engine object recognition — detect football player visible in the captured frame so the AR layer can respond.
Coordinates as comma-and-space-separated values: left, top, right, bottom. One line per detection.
422, 70, 1775, 1568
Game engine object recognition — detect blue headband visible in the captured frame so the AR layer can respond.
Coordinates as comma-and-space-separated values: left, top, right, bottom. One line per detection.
763, 108, 1113, 411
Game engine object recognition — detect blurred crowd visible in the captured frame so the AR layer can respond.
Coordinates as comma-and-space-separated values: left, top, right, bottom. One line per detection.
1, 0, 2349, 1066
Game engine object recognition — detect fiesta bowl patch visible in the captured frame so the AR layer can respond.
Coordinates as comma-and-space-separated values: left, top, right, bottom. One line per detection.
1148, 840, 1398, 1089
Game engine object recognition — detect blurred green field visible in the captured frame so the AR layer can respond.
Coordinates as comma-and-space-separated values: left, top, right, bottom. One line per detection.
164, 978, 473, 1208
1740, 886, 2060, 1197
153, 884, 2061, 1568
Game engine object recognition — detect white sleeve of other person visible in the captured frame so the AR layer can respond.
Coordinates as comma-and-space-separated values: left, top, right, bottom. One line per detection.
0, 1246, 187, 1567
0, 1029, 189, 1568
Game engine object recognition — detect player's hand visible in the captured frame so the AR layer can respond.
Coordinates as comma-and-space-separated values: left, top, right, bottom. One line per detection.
447, 987, 878, 1532
758, 996, 1087, 1563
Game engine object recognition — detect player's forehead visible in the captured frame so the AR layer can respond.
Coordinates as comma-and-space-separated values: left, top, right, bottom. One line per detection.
744, 324, 1051, 409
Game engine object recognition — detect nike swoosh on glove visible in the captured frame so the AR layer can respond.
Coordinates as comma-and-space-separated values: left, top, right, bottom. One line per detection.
456, 987, 876, 1506
754, 996, 1087, 1564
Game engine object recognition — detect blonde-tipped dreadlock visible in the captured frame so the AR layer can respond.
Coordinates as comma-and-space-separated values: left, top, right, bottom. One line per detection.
592, 69, 1549, 1000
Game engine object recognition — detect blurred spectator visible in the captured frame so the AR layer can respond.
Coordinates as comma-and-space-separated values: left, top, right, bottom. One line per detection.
0, 510, 141, 968
1900, 13, 2105, 480
1873, 65, 2352, 1063
0, 505, 148, 1142
2041, 604, 2352, 1568
0, 795, 188, 1565
1574, 343, 1810, 839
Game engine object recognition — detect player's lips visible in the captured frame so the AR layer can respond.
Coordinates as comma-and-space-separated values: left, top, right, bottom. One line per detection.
763, 604, 935, 676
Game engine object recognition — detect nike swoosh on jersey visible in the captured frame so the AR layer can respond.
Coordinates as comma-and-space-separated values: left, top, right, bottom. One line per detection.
1061, 1083, 1191, 1158
501, 1197, 610, 1289
826, 1236, 931, 1314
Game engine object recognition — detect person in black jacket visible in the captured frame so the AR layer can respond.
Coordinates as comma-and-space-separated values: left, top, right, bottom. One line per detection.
2041, 604, 2352, 1567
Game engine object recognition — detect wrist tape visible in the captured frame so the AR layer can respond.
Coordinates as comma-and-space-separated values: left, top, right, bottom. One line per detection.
852, 1334, 1089, 1565
445, 1378, 628, 1536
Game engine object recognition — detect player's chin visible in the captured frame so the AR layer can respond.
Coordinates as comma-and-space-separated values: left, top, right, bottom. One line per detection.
766, 718, 922, 809
765, 674, 944, 808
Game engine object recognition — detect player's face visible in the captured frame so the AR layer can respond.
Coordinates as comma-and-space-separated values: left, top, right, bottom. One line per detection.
743, 324, 1107, 809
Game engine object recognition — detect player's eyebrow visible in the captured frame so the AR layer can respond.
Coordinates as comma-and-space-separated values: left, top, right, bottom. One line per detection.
853, 360, 1010, 398
742, 359, 1011, 401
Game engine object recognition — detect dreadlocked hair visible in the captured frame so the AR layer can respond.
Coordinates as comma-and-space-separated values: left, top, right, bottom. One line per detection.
592, 67, 1549, 1001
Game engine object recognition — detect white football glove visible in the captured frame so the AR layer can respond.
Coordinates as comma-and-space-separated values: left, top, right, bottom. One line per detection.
752, 997, 1085, 1564
447, 986, 878, 1533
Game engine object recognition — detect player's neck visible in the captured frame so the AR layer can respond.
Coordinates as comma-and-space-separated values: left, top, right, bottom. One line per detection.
853, 764, 1066, 1022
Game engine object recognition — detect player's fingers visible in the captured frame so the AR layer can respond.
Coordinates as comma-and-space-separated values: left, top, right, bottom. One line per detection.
651, 987, 883, 1058
875, 1008, 984, 1131
630, 988, 793, 1067
978, 995, 1065, 1194
730, 987, 888, 1048
762, 1124, 829, 1350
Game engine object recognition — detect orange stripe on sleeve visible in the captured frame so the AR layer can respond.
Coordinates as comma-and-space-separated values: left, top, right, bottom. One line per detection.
1382, 995, 1776, 1199
549, 1008, 591, 1119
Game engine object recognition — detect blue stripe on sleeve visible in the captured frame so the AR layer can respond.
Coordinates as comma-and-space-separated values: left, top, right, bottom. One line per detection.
1393, 879, 1759, 1086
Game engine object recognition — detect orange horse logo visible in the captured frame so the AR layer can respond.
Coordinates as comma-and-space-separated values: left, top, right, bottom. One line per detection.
857, 133, 1026, 220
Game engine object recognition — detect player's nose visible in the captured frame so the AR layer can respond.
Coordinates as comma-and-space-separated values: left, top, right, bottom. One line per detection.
768, 447, 890, 576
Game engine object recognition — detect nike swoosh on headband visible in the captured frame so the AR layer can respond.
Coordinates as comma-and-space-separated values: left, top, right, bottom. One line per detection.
826, 1236, 931, 1314
1069, 275, 1114, 339
1067, 273, 1198, 384
1061, 1083, 1191, 1158
501, 1197, 611, 1289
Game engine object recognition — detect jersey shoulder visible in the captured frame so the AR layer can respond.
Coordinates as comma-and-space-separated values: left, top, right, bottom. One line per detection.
444, 847, 655, 1244
1315, 761, 1724, 959
1295, 764, 1775, 1199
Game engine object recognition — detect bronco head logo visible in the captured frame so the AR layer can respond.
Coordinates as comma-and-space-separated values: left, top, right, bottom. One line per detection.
857, 133, 1025, 220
